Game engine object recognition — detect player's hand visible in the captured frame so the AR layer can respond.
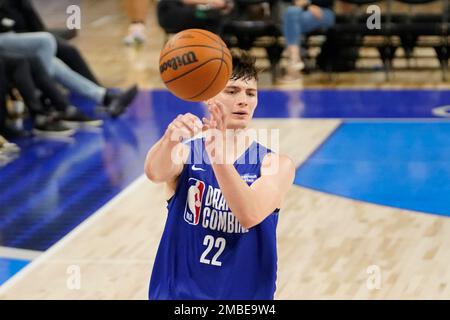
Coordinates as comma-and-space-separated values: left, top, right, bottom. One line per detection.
164, 113, 203, 143
202, 100, 227, 132
202, 100, 227, 164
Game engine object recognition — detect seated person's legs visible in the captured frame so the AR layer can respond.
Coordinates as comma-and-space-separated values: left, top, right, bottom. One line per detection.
0, 58, 8, 135
55, 36, 100, 85
0, 31, 57, 74
158, 0, 230, 35
282, 4, 335, 72
123, 0, 149, 45
0, 32, 138, 118
0, 52, 75, 137
27, 55, 102, 127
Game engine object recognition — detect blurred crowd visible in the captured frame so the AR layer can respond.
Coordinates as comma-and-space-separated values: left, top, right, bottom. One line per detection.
1, 0, 342, 161
0, 0, 140, 160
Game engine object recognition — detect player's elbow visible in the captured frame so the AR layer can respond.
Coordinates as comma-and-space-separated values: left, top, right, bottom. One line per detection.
237, 212, 261, 230
240, 220, 257, 230
145, 164, 166, 183
240, 218, 260, 230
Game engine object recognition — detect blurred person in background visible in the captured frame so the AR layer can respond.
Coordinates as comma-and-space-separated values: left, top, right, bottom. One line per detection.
0, 51, 104, 138
0, 57, 20, 155
0, 32, 138, 119
280, 0, 335, 81
157, 0, 234, 35
123, 0, 150, 45
0, 0, 100, 84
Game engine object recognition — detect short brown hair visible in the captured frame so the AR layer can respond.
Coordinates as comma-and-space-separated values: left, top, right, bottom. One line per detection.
230, 50, 259, 82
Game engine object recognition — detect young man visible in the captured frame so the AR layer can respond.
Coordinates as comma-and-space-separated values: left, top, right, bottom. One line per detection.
145, 52, 295, 300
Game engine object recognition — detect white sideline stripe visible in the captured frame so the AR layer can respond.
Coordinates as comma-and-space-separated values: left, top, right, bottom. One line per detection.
0, 174, 148, 294
0, 247, 42, 261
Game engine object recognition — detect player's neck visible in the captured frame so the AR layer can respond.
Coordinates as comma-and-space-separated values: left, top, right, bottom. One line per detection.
225, 128, 253, 146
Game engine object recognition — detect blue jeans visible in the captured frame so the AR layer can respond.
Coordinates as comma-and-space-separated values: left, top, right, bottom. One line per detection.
283, 6, 335, 47
0, 32, 105, 108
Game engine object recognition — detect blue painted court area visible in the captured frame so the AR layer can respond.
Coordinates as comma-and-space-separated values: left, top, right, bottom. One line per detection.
152, 89, 450, 119
295, 121, 450, 217
0, 258, 29, 286
1, 89, 450, 254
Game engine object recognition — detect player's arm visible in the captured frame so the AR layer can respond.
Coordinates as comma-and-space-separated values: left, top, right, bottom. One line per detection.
211, 153, 295, 229
144, 113, 202, 183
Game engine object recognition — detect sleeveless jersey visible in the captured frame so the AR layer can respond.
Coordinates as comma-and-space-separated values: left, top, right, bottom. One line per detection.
149, 137, 279, 300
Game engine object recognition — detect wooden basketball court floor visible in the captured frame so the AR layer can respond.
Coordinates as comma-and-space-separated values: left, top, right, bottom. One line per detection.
1, 0, 450, 299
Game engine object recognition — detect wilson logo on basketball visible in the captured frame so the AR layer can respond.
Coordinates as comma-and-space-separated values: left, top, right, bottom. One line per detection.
159, 51, 199, 74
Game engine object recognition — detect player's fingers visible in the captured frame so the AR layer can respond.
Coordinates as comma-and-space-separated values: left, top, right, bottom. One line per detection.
177, 117, 197, 136
211, 105, 223, 129
213, 100, 225, 113
214, 101, 227, 125
184, 113, 203, 128
169, 127, 191, 142
202, 117, 211, 126
209, 105, 221, 126
207, 105, 215, 120
171, 121, 193, 140
201, 117, 211, 131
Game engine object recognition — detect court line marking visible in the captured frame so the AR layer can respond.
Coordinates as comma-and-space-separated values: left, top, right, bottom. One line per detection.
0, 247, 42, 261
0, 174, 148, 294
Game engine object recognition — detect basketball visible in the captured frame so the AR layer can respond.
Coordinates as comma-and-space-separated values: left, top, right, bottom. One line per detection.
159, 29, 232, 102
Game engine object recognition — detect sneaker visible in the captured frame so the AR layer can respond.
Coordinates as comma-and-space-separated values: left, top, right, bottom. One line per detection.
0, 135, 20, 154
60, 106, 103, 128
0, 125, 31, 139
291, 60, 305, 72
0, 148, 19, 167
33, 117, 76, 138
123, 23, 147, 46
104, 85, 138, 118
2, 142, 20, 153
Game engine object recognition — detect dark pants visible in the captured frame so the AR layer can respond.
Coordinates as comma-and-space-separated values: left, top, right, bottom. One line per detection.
0, 53, 45, 117
27, 54, 70, 111
55, 36, 100, 85
157, 1, 225, 35
0, 59, 7, 131
0, 52, 71, 120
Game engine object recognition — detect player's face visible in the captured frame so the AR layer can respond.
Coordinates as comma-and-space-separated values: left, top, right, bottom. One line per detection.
211, 77, 258, 130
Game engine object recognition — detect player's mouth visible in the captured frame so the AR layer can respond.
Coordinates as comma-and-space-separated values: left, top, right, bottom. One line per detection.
232, 111, 248, 117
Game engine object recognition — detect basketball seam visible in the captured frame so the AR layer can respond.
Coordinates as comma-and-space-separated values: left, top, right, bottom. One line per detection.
188, 44, 226, 100
189, 29, 226, 48
188, 61, 230, 100
160, 45, 232, 61
164, 57, 225, 85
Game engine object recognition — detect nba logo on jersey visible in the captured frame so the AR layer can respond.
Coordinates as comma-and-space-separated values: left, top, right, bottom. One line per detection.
184, 178, 205, 225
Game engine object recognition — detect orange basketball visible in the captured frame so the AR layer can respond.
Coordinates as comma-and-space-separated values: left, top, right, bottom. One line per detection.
159, 29, 232, 102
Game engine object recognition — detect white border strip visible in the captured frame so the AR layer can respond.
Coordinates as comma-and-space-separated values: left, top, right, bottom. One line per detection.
0, 247, 42, 261
0, 174, 148, 295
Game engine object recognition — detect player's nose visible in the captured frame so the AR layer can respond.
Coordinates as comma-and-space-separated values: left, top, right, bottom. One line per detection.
236, 91, 249, 108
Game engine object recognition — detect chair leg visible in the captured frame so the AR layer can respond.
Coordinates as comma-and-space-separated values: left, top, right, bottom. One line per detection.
434, 45, 450, 81
378, 44, 396, 82
265, 45, 283, 84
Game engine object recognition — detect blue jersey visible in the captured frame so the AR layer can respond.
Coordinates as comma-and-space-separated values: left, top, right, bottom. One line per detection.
149, 137, 279, 300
